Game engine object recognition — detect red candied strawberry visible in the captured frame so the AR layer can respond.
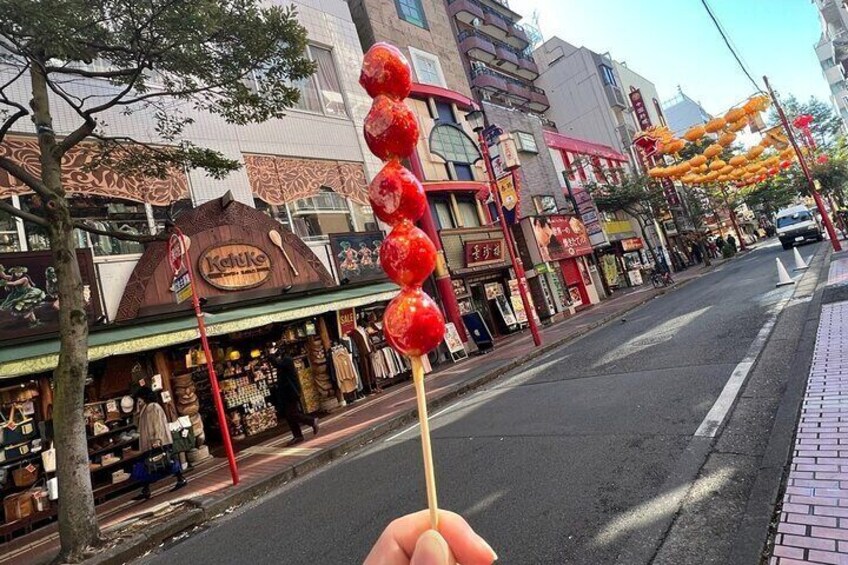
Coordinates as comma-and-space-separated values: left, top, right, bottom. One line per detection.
369, 160, 427, 224
364, 95, 419, 161
360, 43, 413, 100
380, 221, 436, 287
383, 288, 445, 356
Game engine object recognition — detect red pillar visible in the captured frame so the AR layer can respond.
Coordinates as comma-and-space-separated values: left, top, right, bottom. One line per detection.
406, 152, 468, 342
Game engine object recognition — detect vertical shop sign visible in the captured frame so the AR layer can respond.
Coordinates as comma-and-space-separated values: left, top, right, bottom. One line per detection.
629, 88, 653, 131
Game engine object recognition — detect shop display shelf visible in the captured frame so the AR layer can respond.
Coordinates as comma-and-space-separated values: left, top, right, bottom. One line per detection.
88, 437, 138, 458
87, 422, 136, 441
89, 450, 142, 473
0, 449, 41, 469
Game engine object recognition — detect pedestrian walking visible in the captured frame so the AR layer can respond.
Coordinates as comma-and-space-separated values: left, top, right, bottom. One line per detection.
133, 386, 187, 500
727, 234, 737, 253
690, 242, 703, 264
715, 235, 725, 254
271, 349, 319, 446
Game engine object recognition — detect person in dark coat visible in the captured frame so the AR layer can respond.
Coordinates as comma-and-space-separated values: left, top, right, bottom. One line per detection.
726, 234, 737, 253
271, 349, 319, 446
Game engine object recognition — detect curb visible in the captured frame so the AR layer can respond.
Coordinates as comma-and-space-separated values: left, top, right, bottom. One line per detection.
83, 272, 703, 564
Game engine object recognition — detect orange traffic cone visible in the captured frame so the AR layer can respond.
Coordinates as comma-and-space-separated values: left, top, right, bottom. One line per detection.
776, 257, 795, 287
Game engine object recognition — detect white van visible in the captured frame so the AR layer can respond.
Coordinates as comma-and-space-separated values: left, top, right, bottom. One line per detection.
775, 205, 823, 250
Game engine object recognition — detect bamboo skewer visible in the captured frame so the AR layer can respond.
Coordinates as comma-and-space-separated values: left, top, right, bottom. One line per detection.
411, 355, 439, 530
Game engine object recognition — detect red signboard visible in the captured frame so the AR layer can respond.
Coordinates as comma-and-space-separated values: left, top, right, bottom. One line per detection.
464, 239, 505, 267
337, 307, 356, 336
660, 177, 681, 207
629, 88, 653, 132
168, 233, 185, 274
532, 215, 593, 262
621, 237, 644, 252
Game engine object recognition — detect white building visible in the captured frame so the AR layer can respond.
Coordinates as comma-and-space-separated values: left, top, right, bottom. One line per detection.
812, 0, 848, 129
662, 88, 713, 137
533, 37, 665, 162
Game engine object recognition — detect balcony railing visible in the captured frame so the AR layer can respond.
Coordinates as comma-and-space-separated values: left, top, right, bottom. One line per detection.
290, 191, 350, 213
447, 0, 528, 48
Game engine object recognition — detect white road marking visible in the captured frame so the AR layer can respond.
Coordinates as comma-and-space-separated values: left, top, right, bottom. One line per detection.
694, 296, 789, 437
383, 405, 458, 442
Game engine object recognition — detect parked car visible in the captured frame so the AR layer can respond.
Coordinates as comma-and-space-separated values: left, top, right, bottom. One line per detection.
775, 205, 823, 250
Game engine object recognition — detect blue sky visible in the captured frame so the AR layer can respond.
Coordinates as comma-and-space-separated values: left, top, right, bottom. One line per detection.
511, 0, 831, 115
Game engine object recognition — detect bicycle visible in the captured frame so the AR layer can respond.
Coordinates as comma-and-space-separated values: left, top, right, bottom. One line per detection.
650, 268, 674, 288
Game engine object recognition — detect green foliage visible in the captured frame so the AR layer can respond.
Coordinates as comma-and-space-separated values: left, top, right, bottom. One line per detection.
0, 0, 316, 178
586, 172, 668, 222
768, 95, 843, 149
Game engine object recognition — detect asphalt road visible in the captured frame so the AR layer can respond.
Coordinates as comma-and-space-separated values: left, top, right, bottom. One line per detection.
144, 240, 825, 565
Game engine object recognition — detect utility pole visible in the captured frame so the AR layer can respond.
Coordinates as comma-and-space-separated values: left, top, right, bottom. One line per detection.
764, 75, 842, 252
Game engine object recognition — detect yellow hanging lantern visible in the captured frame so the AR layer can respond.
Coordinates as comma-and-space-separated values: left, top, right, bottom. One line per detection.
720, 165, 734, 175
759, 136, 773, 148
779, 147, 795, 159
669, 139, 686, 154
729, 155, 747, 167
746, 145, 765, 160
648, 167, 665, 178
709, 159, 727, 171
717, 174, 730, 182
683, 125, 707, 142
704, 143, 723, 158
743, 95, 769, 115
706, 171, 720, 182
718, 131, 737, 147
688, 154, 707, 168
764, 156, 780, 167
696, 164, 709, 173
677, 162, 691, 174
704, 117, 726, 133
724, 107, 745, 123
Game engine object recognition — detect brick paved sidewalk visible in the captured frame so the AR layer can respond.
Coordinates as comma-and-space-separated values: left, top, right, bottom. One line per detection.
1, 265, 711, 565
771, 257, 848, 565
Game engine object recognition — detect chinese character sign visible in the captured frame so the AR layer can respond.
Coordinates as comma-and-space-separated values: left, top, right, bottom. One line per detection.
629, 88, 653, 132
464, 240, 506, 267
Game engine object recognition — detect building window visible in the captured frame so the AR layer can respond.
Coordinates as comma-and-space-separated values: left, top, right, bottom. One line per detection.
256, 45, 348, 118
395, 0, 428, 29
287, 188, 354, 241
430, 198, 455, 230
599, 64, 617, 87
455, 196, 481, 227
514, 131, 538, 153
534, 195, 557, 215
430, 124, 481, 173
409, 47, 445, 87
0, 204, 21, 253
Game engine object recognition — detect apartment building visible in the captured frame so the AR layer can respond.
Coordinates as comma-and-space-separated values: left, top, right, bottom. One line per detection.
813, 0, 848, 128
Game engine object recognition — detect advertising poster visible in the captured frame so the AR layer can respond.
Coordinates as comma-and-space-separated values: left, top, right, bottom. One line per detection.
328, 231, 386, 284
531, 215, 593, 262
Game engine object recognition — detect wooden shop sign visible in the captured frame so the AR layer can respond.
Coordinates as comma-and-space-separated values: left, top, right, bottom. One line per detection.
198, 243, 272, 290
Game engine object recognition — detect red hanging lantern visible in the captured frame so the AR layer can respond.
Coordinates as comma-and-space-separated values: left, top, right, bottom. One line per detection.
817, 154, 829, 165
793, 114, 814, 129
780, 160, 791, 170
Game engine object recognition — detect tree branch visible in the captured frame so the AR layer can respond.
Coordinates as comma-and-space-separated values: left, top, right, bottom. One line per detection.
0, 107, 28, 145
0, 156, 51, 198
0, 197, 48, 227
74, 220, 167, 243
44, 65, 143, 79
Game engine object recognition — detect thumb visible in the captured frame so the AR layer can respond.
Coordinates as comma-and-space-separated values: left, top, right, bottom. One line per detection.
410, 530, 455, 565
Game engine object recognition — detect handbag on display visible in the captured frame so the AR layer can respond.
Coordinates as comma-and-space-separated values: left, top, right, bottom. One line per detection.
3, 405, 37, 445
3, 491, 34, 523
41, 445, 56, 473
12, 463, 40, 488
3, 441, 31, 461
47, 477, 59, 500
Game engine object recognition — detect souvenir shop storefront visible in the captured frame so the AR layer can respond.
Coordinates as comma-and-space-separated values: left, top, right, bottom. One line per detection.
597, 236, 647, 289
517, 214, 599, 318
438, 227, 527, 351
0, 198, 412, 538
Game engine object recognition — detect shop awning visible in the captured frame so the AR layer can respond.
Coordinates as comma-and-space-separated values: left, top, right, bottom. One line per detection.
0, 282, 400, 379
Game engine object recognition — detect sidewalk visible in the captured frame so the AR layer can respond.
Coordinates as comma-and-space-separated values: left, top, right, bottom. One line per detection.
769, 253, 848, 565
3, 264, 713, 565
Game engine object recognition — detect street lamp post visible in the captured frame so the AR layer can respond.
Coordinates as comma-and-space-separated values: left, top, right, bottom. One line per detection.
466, 110, 542, 347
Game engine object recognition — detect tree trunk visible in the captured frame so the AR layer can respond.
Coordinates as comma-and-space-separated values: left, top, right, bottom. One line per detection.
30, 62, 102, 563
637, 218, 661, 267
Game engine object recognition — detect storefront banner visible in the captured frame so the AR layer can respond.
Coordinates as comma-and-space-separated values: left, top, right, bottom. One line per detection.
531, 215, 593, 262
337, 307, 356, 336
0, 249, 103, 342
328, 231, 386, 284
629, 88, 653, 131
464, 239, 505, 268
621, 237, 644, 252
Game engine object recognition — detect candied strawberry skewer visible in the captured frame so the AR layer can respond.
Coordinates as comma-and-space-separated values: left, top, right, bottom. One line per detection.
360, 42, 446, 529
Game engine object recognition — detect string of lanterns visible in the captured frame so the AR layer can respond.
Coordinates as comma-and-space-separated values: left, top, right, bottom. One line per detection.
644, 94, 797, 189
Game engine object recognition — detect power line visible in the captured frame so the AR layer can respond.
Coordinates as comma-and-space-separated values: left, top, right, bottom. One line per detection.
700, 0, 763, 94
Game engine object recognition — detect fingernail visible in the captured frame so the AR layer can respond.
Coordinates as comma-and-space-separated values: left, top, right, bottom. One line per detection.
414, 530, 451, 565
478, 537, 498, 562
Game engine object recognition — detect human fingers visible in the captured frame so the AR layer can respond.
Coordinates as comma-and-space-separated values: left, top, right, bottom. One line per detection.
363, 510, 496, 565
410, 530, 455, 565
